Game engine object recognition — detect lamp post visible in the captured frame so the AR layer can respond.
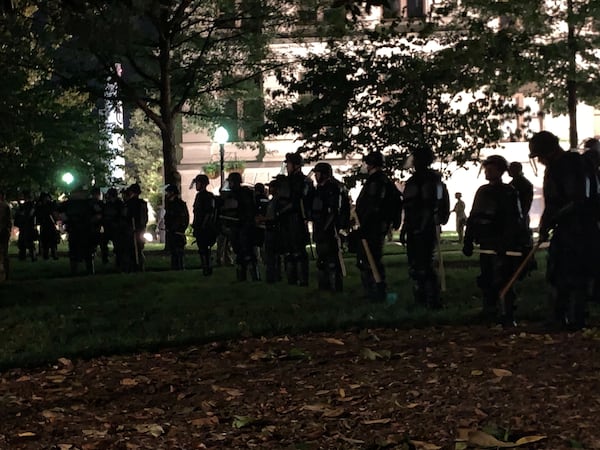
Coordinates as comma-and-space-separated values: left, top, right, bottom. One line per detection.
214, 126, 229, 188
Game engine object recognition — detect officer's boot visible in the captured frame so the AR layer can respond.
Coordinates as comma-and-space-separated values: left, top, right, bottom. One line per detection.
317, 267, 328, 290
298, 257, 309, 287
249, 262, 261, 281
501, 292, 516, 328
201, 253, 212, 276
285, 256, 298, 285
425, 277, 442, 310
329, 263, 342, 292
86, 257, 95, 275
236, 264, 247, 282
373, 281, 386, 302
567, 290, 586, 331
360, 269, 372, 298
51, 246, 58, 260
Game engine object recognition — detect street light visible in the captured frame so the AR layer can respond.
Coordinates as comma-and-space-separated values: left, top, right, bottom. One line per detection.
62, 172, 74, 185
214, 126, 229, 188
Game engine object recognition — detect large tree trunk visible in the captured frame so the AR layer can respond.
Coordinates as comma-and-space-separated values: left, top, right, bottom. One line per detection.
161, 120, 180, 187
567, 0, 578, 150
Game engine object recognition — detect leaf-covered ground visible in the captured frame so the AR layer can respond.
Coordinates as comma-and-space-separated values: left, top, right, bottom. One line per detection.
1, 325, 599, 450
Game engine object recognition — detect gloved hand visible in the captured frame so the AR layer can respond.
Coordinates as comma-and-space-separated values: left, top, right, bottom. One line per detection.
538, 227, 550, 243
462, 240, 474, 257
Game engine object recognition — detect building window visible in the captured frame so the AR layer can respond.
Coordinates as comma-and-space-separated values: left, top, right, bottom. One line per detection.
383, 0, 427, 19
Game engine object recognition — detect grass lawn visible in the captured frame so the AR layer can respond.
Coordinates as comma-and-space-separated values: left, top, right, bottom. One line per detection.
0, 235, 592, 370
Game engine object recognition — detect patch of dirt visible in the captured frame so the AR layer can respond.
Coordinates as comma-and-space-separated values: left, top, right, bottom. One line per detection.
1, 326, 599, 449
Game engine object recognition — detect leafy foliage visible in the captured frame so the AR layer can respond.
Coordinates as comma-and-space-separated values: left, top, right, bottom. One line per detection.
264, 28, 522, 176
0, 3, 113, 196
123, 109, 164, 215
39, 0, 293, 185
439, 0, 600, 147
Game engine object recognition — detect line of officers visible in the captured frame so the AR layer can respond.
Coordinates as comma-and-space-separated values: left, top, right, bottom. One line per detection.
1, 131, 599, 330
185, 137, 600, 330
1, 183, 148, 277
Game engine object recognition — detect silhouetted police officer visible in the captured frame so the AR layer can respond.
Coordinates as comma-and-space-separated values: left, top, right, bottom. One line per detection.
311, 162, 350, 292
463, 155, 528, 326
36, 192, 60, 260
164, 184, 189, 270
60, 187, 97, 275
0, 190, 11, 281
355, 151, 397, 301
220, 172, 258, 281
101, 188, 124, 267
277, 152, 314, 286
14, 190, 37, 261
529, 131, 600, 329
191, 174, 218, 276
122, 183, 148, 273
401, 145, 449, 309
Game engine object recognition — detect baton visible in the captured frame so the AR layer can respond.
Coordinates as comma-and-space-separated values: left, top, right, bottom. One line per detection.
499, 241, 542, 306
334, 227, 347, 277
352, 212, 382, 284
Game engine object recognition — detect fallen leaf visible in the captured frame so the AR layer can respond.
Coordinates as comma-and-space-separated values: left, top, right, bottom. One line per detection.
323, 338, 344, 345
302, 404, 329, 412
17, 432, 36, 438
362, 418, 392, 425
470, 370, 483, 376
515, 435, 547, 445
361, 348, 382, 360
492, 368, 513, 377
120, 378, 139, 386
232, 415, 256, 428
468, 430, 514, 448
190, 416, 219, 427
410, 440, 442, 450
134, 423, 164, 437
338, 388, 345, 398
322, 407, 345, 418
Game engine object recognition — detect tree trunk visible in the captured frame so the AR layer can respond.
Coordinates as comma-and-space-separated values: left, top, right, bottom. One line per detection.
161, 121, 181, 187
567, 0, 578, 150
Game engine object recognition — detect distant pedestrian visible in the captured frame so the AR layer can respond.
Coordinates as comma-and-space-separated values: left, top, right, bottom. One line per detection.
401, 145, 449, 309
451, 192, 467, 244
462, 155, 528, 326
164, 184, 189, 270
529, 131, 600, 329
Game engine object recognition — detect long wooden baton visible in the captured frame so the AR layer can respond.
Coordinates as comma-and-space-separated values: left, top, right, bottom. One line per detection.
436, 225, 446, 292
499, 242, 542, 303
352, 212, 382, 284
